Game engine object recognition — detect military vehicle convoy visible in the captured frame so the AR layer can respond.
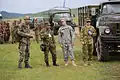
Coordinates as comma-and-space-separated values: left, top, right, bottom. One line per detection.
78, 0, 120, 61
48, 7, 76, 35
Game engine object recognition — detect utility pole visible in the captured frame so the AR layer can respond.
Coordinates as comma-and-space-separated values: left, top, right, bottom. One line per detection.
63, 0, 66, 8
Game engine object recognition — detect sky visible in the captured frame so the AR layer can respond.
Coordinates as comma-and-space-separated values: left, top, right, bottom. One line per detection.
0, 0, 108, 13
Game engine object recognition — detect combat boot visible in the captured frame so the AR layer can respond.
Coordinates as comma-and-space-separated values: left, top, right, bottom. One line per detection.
46, 62, 50, 67
72, 61, 77, 67
53, 61, 59, 66
18, 62, 22, 69
25, 62, 32, 68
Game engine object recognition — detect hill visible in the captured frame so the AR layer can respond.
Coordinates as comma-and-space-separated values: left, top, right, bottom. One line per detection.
0, 11, 24, 19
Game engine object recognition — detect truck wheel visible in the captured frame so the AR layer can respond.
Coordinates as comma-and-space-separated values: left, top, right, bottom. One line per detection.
96, 37, 110, 61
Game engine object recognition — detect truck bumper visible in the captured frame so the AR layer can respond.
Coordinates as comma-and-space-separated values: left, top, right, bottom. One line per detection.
100, 36, 120, 44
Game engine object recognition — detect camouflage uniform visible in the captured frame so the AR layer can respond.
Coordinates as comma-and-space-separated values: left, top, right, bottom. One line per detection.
0, 23, 4, 44
11, 22, 16, 44
4, 23, 10, 42
40, 24, 58, 66
33, 22, 39, 43
17, 22, 33, 68
58, 25, 75, 62
81, 25, 96, 63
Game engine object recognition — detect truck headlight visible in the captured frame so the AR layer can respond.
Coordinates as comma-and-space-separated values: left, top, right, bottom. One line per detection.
105, 28, 110, 34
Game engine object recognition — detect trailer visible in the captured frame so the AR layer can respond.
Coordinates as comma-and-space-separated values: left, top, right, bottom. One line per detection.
78, 5, 99, 29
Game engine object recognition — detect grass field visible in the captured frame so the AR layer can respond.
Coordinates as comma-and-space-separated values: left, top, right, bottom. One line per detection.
0, 37, 120, 80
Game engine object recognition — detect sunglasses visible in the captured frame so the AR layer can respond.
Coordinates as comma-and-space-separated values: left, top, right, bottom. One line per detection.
86, 21, 91, 23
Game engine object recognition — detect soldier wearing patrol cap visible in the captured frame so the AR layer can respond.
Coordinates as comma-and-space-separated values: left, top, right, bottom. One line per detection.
40, 21, 59, 67
17, 16, 33, 69
58, 19, 77, 66
81, 18, 96, 66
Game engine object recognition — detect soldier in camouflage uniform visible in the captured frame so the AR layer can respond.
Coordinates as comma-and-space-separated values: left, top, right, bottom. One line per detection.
11, 20, 16, 44
5, 22, 10, 42
58, 19, 77, 66
33, 18, 39, 43
40, 22, 59, 67
17, 16, 33, 69
81, 18, 96, 66
0, 21, 4, 44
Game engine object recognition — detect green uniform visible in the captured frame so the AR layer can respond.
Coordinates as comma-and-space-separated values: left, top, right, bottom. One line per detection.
81, 26, 96, 62
17, 23, 32, 68
40, 28, 57, 66
33, 22, 39, 43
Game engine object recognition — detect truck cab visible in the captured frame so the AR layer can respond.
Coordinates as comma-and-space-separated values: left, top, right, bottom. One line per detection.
48, 7, 76, 35
96, 1, 120, 61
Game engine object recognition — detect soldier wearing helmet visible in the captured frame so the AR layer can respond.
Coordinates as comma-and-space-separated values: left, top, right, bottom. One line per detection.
81, 18, 96, 66
17, 16, 33, 69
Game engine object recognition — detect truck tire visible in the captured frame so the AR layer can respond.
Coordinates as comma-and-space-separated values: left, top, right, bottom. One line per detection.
96, 36, 110, 61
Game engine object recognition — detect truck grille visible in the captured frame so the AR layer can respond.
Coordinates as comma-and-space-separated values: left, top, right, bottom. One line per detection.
108, 23, 120, 36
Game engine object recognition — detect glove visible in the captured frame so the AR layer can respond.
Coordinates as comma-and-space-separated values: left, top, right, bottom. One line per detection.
88, 30, 93, 36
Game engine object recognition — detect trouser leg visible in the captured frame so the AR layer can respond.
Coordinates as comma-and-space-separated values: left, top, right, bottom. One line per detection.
82, 44, 88, 62
88, 44, 93, 61
68, 44, 75, 61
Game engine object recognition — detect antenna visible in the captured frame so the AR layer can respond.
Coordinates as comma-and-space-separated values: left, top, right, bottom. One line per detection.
63, 0, 66, 8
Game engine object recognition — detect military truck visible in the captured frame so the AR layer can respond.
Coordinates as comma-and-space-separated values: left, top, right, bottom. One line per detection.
48, 7, 76, 35
96, 1, 120, 61
78, 0, 120, 61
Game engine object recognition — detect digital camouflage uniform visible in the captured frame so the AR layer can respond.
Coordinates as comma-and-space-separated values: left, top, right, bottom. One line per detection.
17, 23, 32, 68
40, 27, 58, 66
33, 22, 39, 43
58, 25, 75, 62
81, 26, 96, 63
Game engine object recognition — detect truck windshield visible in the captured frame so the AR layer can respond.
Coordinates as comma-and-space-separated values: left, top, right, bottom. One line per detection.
54, 13, 70, 19
102, 4, 120, 14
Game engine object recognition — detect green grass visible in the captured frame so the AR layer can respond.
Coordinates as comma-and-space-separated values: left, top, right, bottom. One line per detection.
0, 37, 120, 80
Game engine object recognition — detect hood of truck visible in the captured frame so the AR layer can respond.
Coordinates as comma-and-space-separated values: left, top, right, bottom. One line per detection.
99, 14, 120, 23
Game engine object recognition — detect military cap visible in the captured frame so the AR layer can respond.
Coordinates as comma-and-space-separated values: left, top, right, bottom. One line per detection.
86, 18, 91, 22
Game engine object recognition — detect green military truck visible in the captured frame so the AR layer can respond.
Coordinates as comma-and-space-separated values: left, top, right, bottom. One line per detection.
78, 1, 120, 61
48, 7, 76, 35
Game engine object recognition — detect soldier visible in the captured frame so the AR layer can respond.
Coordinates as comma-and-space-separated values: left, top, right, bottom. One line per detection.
39, 19, 44, 31
40, 21, 59, 67
0, 21, 4, 44
17, 19, 22, 27
11, 20, 17, 44
17, 16, 33, 69
5, 22, 10, 42
81, 18, 96, 66
33, 18, 39, 43
58, 19, 77, 66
